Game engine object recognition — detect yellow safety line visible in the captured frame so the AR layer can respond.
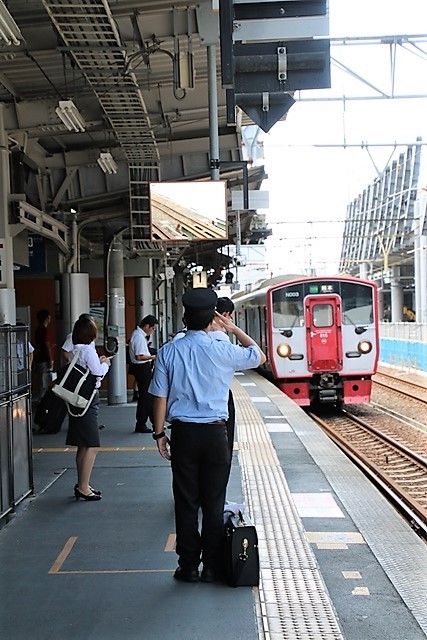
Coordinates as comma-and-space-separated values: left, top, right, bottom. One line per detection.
32, 446, 157, 453
32, 442, 239, 453
49, 535, 177, 575
53, 569, 174, 574
164, 534, 176, 552
34, 445, 240, 453
49, 536, 77, 574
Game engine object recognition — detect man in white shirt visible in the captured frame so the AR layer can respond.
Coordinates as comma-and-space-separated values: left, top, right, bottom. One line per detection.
62, 313, 96, 363
129, 315, 158, 433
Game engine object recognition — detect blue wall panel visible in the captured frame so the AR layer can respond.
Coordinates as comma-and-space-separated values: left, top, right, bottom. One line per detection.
380, 338, 427, 372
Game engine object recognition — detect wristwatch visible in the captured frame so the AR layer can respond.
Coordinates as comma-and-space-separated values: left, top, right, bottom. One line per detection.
152, 430, 166, 440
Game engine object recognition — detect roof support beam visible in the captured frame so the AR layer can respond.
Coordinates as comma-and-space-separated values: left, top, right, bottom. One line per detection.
52, 167, 78, 209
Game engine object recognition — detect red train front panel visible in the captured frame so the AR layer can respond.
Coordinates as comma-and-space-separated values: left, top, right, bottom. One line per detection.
266, 278, 379, 405
305, 294, 343, 373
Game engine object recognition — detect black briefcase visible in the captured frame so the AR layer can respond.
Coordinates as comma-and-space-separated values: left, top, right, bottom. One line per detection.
224, 511, 259, 587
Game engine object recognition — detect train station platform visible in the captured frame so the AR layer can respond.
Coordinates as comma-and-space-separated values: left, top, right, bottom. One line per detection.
1, 372, 427, 640
376, 362, 427, 386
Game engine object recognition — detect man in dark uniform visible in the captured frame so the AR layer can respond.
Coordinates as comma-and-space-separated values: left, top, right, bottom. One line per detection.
128, 315, 158, 433
149, 288, 266, 583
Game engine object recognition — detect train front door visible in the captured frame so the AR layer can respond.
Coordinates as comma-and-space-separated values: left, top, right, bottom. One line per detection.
305, 295, 343, 372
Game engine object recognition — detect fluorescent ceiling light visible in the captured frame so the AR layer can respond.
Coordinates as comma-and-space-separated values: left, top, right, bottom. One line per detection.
97, 152, 118, 175
0, 1, 22, 46
55, 99, 86, 132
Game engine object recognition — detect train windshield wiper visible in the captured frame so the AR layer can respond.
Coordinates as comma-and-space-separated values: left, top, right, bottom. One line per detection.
343, 312, 367, 334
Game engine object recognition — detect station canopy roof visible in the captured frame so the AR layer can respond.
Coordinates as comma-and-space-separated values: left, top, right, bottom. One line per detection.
2, 0, 271, 271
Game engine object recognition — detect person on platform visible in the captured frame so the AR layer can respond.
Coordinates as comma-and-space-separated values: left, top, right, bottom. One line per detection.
149, 288, 266, 583
62, 314, 107, 431
66, 315, 112, 501
128, 315, 158, 433
61, 313, 97, 363
209, 297, 236, 459
33, 309, 55, 399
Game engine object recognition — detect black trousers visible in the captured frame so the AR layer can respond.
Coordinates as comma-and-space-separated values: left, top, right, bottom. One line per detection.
225, 390, 235, 482
170, 422, 230, 571
226, 390, 235, 456
133, 364, 153, 428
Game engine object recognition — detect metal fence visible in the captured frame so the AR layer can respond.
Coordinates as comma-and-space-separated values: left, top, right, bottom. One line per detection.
0, 325, 33, 521
379, 322, 427, 373
379, 322, 427, 342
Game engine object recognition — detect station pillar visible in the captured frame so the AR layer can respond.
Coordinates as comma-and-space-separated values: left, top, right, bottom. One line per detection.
58, 273, 90, 344
173, 268, 185, 334
377, 289, 384, 321
414, 195, 427, 324
135, 276, 153, 324
0, 104, 16, 325
417, 237, 427, 323
106, 237, 127, 405
390, 268, 403, 322
359, 263, 369, 280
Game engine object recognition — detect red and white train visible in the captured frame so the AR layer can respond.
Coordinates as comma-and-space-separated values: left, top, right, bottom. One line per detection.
233, 275, 379, 406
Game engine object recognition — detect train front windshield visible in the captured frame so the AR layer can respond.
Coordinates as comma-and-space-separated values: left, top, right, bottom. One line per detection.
340, 282, 374, 324
272, 286, 305, 327
271, 281, 374, 328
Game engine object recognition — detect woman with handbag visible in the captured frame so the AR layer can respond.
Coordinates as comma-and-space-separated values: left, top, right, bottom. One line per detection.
66, 315, 112, 501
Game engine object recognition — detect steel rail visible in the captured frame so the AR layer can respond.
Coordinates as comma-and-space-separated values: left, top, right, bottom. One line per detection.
309, 410, 427, 536
373, 371, 427, 395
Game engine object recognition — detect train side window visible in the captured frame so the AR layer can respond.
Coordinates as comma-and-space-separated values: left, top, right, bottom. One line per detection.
247, 307, 260, 338
312, 304, 333, 327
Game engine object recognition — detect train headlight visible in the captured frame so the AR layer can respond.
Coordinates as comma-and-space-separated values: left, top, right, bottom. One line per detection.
358, 340, 372, 354
277, 343, 292, 358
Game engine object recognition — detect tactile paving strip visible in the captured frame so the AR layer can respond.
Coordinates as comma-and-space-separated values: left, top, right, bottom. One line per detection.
250, 371, 427, 635
233, 380, 344, 640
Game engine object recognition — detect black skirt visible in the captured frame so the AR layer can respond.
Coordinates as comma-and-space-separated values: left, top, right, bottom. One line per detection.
65, 391, 100, 447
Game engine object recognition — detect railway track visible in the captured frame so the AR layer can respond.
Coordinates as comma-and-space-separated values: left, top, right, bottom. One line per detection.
309, 408, 427, 536
373, 371, 427, 403
372, 372, 427, 432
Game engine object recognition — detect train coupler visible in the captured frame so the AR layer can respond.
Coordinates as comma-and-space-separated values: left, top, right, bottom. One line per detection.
318, 389, 338, 404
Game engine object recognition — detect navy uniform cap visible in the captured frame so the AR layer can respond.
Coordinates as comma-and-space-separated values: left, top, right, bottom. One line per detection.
182, 288, 217, 311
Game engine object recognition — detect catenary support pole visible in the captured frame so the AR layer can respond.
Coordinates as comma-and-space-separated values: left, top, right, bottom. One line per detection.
207, 44, 220, 181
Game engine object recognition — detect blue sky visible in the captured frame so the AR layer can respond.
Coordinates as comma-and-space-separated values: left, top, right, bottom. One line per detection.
262, 0, 427, 276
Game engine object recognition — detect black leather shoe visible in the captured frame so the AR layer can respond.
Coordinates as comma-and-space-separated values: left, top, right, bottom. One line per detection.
201, 567, 218, 583
174, 567, 199, 583
74, 484, 101, 496
74, 487, 101, 501
134, 425, 153, 433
